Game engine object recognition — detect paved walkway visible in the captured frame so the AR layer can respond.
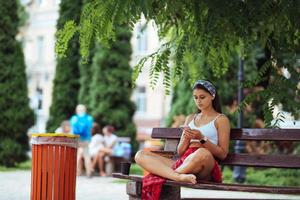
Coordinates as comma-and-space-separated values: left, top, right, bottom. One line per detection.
0, 170, 299, 199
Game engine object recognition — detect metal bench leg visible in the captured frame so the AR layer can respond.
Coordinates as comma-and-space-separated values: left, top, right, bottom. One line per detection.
127, 181, 142, 199
126, 181, 180, 200
105, 158, 114, 176
160, 185, 181, 200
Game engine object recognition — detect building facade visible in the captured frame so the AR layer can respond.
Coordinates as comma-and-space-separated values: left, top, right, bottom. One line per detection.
21, 0, 60, 133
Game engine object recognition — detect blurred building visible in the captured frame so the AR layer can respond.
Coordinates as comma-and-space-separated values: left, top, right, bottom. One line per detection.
21, 0, 171, 142
21, 0, 60, 133
130, 19, 172, 143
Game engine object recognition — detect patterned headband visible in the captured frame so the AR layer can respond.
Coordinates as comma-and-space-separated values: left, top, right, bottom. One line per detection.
193, 80, 216, 97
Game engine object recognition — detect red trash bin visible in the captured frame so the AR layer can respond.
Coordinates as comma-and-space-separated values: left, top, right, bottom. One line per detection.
30, 133, 79, 200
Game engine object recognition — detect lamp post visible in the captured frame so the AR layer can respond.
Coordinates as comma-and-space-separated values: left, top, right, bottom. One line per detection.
233, 58, 246, 183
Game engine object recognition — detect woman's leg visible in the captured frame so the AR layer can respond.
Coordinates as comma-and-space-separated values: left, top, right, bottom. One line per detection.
97, 151, 106, 176
82, 144, 93, 177
175, 148, 215, 180
76, 147, 84, 176
91, 155, 97, 170
135, 150, 196, 184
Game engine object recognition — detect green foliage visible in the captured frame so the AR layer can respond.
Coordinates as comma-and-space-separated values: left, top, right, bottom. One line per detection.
55, 21, 78, 58
17, 0, 28, 27
57, 0, 300, 124
88, 26, 137, 151
0, 160, 31, 171
0, 138, 26, 167
166, 71, 197, 126
167, 54, 259, 128
0, 1, 34, 167
78, 43, 96, 108
129, 163, 143, 175
46, 0, 83, 132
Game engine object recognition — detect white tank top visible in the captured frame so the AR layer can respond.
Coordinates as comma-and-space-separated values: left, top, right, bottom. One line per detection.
188, 113, 224, 145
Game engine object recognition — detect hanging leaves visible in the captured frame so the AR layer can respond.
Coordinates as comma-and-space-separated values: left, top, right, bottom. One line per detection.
55, 0, 300, 125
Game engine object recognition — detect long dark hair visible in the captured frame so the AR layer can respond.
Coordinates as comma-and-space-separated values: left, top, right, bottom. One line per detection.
92, 122, 102, 136
193, 83, 222, 113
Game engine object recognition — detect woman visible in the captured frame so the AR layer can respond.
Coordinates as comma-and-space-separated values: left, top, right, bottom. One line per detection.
89, 122, 104, 174
95, 125, 118, 176
135, 80, 230, 199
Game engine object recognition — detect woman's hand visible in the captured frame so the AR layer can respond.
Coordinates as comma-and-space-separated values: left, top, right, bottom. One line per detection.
181, 126, 192, 140
182, 127, 203, 140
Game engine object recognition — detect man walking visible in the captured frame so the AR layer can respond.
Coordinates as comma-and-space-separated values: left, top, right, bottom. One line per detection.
70, 104, 93, 177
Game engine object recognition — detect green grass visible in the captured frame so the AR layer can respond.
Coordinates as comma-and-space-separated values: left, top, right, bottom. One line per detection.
129, 163, 143, 175
112, 179, 128, 184
222, 166, 300, 186
112, 163, 143, 184
0, 160, 31, 171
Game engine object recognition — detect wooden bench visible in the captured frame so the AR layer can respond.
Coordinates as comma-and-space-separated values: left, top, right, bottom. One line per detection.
113, 128, 300, 199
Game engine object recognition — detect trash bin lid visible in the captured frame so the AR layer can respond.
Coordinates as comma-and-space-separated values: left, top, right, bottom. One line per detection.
31, 133, 79, 138
31, 133, 79, 148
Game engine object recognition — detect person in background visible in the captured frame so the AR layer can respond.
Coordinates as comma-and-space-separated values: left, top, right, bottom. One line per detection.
89, 122, 105, 173
55, 120, 72, 134
70, 104, 93, 177
95, 125, 118, 176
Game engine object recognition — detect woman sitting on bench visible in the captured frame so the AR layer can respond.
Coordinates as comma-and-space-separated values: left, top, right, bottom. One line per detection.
135, 80, 230, 200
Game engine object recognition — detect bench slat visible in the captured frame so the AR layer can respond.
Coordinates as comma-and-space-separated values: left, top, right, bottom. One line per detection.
165, 180, 300, 195
151, 150, 300, 168
220, 153, 300, 168
112, 173, 300, 194
152, 128, 300, 141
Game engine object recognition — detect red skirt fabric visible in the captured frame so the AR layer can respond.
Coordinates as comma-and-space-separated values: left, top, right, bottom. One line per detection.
141, 147, 222, 200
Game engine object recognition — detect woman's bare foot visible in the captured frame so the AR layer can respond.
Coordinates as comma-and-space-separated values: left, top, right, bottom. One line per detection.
176, 173, 197, 184
77, 170, 82, 176
100, 171, 106, 177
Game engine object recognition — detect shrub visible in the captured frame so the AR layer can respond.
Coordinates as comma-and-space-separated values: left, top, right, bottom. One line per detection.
0, 138, 27, 167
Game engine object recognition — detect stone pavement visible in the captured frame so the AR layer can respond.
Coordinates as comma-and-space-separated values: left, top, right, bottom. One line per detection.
0, 170, 299, 200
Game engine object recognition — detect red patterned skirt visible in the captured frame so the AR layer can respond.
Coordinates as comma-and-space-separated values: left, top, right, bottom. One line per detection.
142, 147, 222, 200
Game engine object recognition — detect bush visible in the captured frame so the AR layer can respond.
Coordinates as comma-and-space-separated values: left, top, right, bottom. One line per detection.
0, 1, 34, 166
0, 138, 27, 167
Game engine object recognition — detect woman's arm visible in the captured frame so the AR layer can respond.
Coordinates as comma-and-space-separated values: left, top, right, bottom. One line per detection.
108, 135, 118, 149
177, 114, 194, 156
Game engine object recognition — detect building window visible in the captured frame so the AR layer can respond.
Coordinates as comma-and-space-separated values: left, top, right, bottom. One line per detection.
36, 87, 43, 110
136, 25, 148, 53
134, 86, 146, 113
54, 0, 61, 5
37, 36, 44, 63
37, 0, 46, 6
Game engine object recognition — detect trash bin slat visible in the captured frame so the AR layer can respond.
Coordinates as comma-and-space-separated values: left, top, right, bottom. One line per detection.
53, 146, 60, 200
65, 147, 71, 200
36, 146, 42, 200
41, 145, 47, 200
70, 147, 75, 200
47, 145, 54, 200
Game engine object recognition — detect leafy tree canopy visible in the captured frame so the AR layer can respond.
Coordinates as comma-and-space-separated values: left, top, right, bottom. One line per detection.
57, 0, 300, 124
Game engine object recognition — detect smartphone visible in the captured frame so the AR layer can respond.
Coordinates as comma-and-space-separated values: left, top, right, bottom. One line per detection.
180, 126, 191, 130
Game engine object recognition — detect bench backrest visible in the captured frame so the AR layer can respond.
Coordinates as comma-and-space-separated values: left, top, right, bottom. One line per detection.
116, 137, 131, 143
151, 128, 300, 169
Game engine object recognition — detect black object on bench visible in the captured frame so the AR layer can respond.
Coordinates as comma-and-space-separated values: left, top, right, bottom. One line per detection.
113, 128, 300, 199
